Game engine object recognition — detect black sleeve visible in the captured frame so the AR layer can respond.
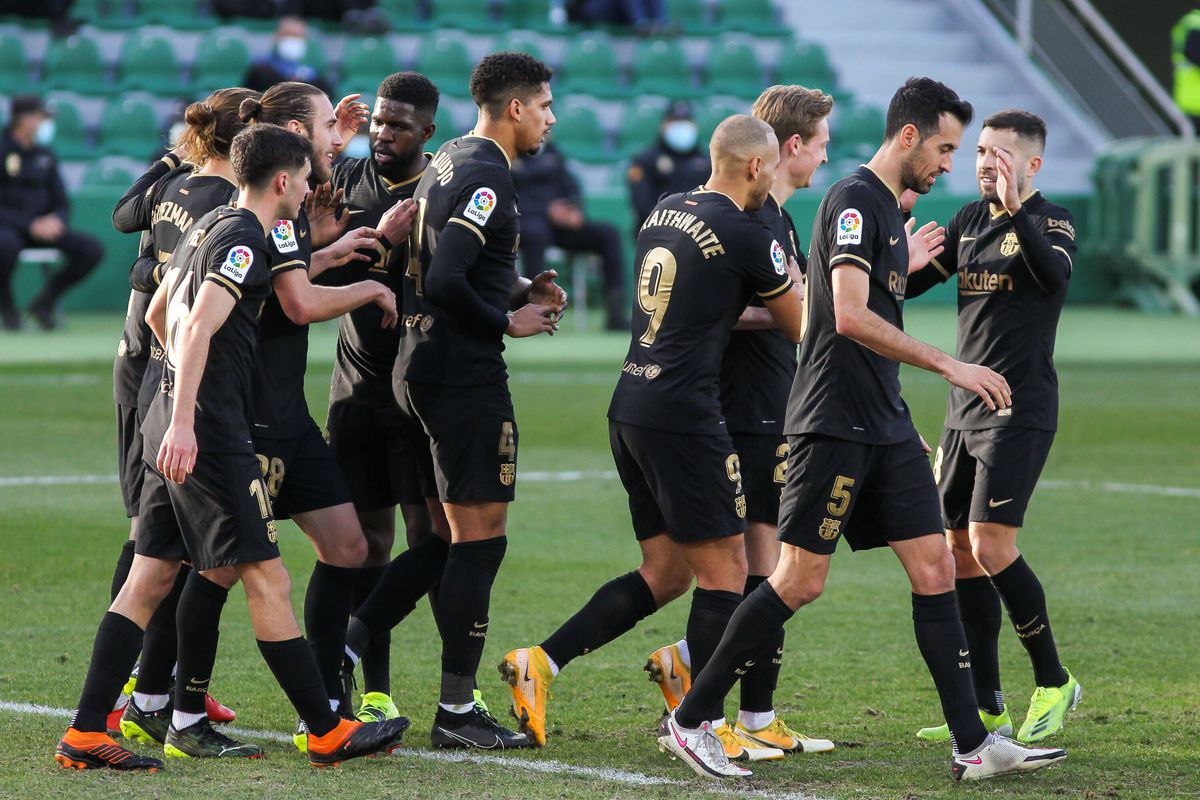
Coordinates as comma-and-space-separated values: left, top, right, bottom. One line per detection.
112, 154, 180, 233
423, 223, 511, 338
128, 232, 161, 292
1011, 206, 1074, 293
908, 207, 961, 299
1186, 29, 1200, 66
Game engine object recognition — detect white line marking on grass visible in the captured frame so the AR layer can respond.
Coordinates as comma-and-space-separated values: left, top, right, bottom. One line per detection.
5, 472, 1200, 501
1, 699, 829, 800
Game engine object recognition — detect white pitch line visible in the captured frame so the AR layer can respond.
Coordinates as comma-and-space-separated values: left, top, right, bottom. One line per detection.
1, 699, 829, 800
4, 471, 1200, 500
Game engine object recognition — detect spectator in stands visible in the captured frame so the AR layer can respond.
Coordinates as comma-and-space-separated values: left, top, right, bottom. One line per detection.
568, 0, 672, 36
512, 142, 628, 330
626, 100, 711, 233
243, 16, 334, 96
0, 95, 103, 331
1173, 8, 1200, 134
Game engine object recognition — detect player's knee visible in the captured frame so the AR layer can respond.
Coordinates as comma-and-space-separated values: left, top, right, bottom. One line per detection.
123, 560, 179, 605
914, 549, 957, 594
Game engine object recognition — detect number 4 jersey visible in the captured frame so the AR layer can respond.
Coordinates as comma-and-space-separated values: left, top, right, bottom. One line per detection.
142, 206, 274, 455
607, 188, 794, 435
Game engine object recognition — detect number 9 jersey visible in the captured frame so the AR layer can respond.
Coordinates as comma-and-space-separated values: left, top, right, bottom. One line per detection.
607, 188, 793, 435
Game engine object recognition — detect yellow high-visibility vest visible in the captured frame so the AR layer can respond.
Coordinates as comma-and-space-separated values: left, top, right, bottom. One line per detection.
1173, 10, 1200, 115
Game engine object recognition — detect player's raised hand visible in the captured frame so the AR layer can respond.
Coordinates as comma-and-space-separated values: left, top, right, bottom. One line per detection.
323, 226, 382, 268
334, 94, 370, 147
906, 217, 945, 273
942, 359, 1011, 412
366, 280, 398, 328
378, 197, 417, 243
306, 183, 349, 247
157, 423, 198, 484
527, 269, 568, 314
993, 146, 1022, 216
783, 255, 805, 298
506, 303, 558, 337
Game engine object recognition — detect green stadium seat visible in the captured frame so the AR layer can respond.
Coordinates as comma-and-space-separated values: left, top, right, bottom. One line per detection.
775, 40, 837, 92
833, 104, 885, 161
0, 34, 31, 95
430, 0, 497, 32
426, 103, 461, 152
82, 161, 135, 187
557, 33, 627, 99
504, 0, 564, 31
494, 30, 546, 63
99, 99, 162, 159
118, 35, 186, 96
45, 101, 90, 161
722, 0, 787, 37
137, 0, 212, 28
41, 34, 112, 95
339, 37, 402, 99
549, 103, 610, 163
616, 98, 667, 157
706, 39, 763, 98
414, 36, 474, 97
377, 0, 429, 31
665, 0, 720, 34
696, 98, 745, 143
73, 0, 141, 30
189, 32, 251, 95
631, 39, 700, 98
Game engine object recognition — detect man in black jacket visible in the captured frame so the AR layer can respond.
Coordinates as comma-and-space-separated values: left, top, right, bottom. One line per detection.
512, 141, 627, 330
0, 95, 103, 330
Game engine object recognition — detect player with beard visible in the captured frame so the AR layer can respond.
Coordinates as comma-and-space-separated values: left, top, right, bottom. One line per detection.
500, 115, 805, 755
324, 71, 444, 724
644, 85, 836, 761
56, 125, 409, 771
906, 110, 1080, 745
660, 78, 1067, 782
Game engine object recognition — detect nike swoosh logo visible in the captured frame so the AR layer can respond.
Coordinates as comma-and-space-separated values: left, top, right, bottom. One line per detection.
298, 228, 309, 238
1016, 616, 1040, 631
472, 621, 488, 629
960, 756, 983, 765
959, 649, 969, 657
744, 660, 756, 668
988, 498, 1014, 508
960, 236, 976, 242
188, 678, 209, 685
889, 236, 899, 246
672, 723, 689, 750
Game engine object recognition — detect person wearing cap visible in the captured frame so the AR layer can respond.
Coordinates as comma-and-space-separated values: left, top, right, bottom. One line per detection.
626, 101, 711, 236
0, 95, 103, 330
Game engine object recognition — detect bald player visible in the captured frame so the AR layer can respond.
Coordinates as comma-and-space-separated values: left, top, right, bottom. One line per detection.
500, 115, 806, 751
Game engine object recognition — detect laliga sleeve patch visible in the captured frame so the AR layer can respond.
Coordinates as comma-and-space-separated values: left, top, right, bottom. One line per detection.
271, 219, 298, 253
219, 246, 254, 284
836, 208, 863, 245
463, 187, 497, 227
769, 239, 787, 275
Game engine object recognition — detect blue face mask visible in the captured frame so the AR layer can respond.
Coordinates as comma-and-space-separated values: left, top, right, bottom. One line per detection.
276, 36, 307, 63
35, 119, 55, 146
663, 120, 698, 154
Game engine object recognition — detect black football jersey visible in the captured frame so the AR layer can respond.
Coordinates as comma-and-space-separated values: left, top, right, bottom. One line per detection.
251, 207, 315, 439
922, 192, 1075, 431
396, 135, 521, 387
719, 194, 802, 435
113, 167, 238, 409
786, 166, 914, 445
607, 188, 794, 435
142, 206, 273, 454
327, 155, 424, 408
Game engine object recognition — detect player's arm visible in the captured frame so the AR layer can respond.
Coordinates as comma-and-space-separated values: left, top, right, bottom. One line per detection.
273, 268, 397, 327
994, 148, 1073, 292
509, 270, 567, 314
112, 152, 181, 233
906, 206, 960, 298
155, 279, 234, 483
732, 304, 776, 330
145, 264, 181, 347
309, 225, 384, 279
831, 265, 1010, 410
129, 231, 161, 293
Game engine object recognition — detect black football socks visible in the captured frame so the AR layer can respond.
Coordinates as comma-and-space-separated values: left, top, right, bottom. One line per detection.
72, 612, 144, 732
172, 571, 229, 715
134, 563, 190, 698
540, 570, 657, 670
738, 574, 785, 714
955, 575, 1004, 714
685, 587, 743, 724
351, 564, 390, 695
990, 555, 1070, 688
436, 537, 506, 707
303, 561, 358, 705
110, 540, 136, 602
257, 637, 339, 737
675, 581, 793, 729
912, 591, 988, 754
346, 535, 450, 661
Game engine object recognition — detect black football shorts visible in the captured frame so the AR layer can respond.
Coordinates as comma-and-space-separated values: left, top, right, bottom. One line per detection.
935, 426, 1055, 530
116, 404, 144, 518
326, 400, 434, 511
253, 420, 353, 520
731, 432, 789, 526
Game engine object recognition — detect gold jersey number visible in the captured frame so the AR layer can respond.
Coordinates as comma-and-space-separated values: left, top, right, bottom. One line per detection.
636, 246, 677, 347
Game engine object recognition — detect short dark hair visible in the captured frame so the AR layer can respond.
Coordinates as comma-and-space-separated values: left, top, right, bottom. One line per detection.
239, 81, 326, 136
377, 71, 440, 117
230, 124, 311, 190
983, 108, 1047, 151
468, 52, 553, 117
884, 77, 973, 141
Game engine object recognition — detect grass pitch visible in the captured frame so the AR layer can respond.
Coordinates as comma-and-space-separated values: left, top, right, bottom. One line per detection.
1, 308, 1198, 800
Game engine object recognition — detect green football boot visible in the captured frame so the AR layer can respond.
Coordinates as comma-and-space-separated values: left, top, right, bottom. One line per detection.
1017, 671, 1081, 742
356, 691, 401, 723
119, 698, 172, 745
164, 719, 263, 758
916, 707, 1013, 742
